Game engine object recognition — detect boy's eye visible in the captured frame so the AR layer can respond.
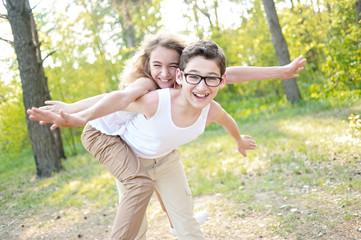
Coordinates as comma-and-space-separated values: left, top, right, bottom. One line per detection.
207, 77, 220, 82
188, 75, 200, 80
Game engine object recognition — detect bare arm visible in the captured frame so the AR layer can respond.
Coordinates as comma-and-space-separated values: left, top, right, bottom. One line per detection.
225, 55, 307, 84
40, 94, 107, 114
206, 101, 256, 157
75, 77, 156, 123
27, 78, 157, 129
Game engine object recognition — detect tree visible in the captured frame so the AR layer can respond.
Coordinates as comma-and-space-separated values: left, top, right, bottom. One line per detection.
262, 0, 302, 103
119, 0, 136, 48
4, 0, 65, 177
356, 0, 361, 23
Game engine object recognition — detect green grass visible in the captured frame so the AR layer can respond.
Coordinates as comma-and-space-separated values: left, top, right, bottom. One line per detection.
1, 99, 360, 239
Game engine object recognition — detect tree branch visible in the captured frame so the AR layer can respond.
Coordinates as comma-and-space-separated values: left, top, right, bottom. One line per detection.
0, 36, 14, 46
2, 0, 13, 10
41, 50, 56, 64
30, 1, 40, 11
0, 13, 8, 19
0, 94, 6, 103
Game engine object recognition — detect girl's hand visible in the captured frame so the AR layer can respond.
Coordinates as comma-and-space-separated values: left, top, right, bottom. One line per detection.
39, 100, 69, 114
27, 108, 86, 130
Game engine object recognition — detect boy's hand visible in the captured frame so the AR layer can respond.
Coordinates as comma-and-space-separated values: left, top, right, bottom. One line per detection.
237, 135, 257, 157
27, 108, 86, 130
281, 55, 307, 79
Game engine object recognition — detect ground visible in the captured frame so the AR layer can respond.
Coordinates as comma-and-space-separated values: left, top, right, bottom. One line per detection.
2, 192, 360, 240
1, 194, 283, 240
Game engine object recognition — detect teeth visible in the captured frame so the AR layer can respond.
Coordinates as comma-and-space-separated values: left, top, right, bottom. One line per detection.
193, 92, 208, 98
159, 78, 170, 82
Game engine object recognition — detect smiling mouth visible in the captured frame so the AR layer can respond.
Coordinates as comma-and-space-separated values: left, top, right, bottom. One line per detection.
193, 92, 209, 98
159, 78, 172, 83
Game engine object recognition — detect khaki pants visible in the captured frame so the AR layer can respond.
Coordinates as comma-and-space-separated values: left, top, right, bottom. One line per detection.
81, 124, 154, 240
117, 150, 204, 240
82, 124, 204, 240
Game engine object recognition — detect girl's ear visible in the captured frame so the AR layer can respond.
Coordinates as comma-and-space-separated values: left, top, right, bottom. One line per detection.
219, 73, 226, 89
176, 68, 183, 85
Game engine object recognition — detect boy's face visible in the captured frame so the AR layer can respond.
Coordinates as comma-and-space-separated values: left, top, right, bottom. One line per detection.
176, 56, 225, 109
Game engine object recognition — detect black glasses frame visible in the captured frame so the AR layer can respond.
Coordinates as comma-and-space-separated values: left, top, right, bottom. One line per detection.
183, 73, 223, 87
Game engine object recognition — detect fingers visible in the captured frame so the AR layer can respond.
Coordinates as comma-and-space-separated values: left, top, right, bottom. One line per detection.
39, 120, 48, 125
39, 106, 52, 110
240, 150, 247, 157
59, 109, 70, 120
50, 124, 58, 130
299, 58, 307, 67
44, 100, 57, 105
27, 108, 42, 121
241, 135, 257, 150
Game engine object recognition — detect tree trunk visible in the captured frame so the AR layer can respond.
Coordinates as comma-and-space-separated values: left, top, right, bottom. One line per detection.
262, 0, 302, 103
356, 0, 361, 24
5, 0, 64, 177
121, 0, 136, 48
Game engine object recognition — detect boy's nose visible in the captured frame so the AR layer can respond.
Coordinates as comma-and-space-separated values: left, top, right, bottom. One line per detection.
195, 79, 208, 90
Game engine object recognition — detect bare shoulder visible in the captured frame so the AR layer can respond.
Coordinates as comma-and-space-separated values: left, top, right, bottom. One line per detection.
206, 100, 222, 123
130, 77, 158, 91
126, 88, 159, 117
139, 89, 159, 104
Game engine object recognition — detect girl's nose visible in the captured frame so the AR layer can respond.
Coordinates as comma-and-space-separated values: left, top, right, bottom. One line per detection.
161, 66, 170, 76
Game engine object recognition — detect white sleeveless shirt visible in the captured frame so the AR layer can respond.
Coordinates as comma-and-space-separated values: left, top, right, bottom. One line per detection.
122, 88, 210, 159
88, 84, 137, 136
88, 110, 137, 136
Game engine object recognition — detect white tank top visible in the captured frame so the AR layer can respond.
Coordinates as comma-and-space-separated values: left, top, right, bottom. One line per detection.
122, 88, 210, 159
88, 110, 137, 136
88, 84, 137, 136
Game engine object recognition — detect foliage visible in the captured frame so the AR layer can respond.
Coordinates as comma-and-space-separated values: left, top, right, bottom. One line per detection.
348, 113, 361, 138
0, 78, 29, 153
1, 0, 360, 158
320, 0, 361, 92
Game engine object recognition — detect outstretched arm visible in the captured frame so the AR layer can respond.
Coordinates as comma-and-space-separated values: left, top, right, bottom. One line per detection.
70, 77, 156, 124
27, 77, 157, 129
225, 55, 307, 84
206, 101, 256, 157
40, 94, 107, 115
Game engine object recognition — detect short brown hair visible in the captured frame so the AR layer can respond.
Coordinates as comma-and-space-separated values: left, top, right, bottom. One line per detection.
179, 40, 226, 75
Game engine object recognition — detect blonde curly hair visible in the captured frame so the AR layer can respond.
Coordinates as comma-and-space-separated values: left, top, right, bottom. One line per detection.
120, 33, 186, 87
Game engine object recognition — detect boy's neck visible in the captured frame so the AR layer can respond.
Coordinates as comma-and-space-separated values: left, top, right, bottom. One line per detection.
170, 89, 204, 128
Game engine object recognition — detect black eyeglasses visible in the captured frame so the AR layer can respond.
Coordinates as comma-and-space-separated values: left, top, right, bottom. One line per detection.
183, 73, 223, 87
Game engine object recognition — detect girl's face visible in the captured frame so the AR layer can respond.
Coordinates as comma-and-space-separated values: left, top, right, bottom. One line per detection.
176, 56, 225, 109
149, 46, 180, 89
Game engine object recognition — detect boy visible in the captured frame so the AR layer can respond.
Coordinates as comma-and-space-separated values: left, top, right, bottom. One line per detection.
28, 40, 256, 239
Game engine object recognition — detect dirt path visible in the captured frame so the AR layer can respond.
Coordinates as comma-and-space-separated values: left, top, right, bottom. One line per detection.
2, 194, 277, 240
2, 193, 360, 239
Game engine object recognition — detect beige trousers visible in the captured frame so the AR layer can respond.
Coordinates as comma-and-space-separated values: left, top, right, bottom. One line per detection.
82, 124, 204, 240
81, 124, 154, 240
116, 151, 205, 240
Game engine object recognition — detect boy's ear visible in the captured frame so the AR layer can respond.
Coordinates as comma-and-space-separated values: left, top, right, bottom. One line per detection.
176, 68, 183, 85
219, 73, 226, 88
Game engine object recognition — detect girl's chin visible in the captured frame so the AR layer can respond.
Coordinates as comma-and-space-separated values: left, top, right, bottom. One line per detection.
158, 81, 174, 88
